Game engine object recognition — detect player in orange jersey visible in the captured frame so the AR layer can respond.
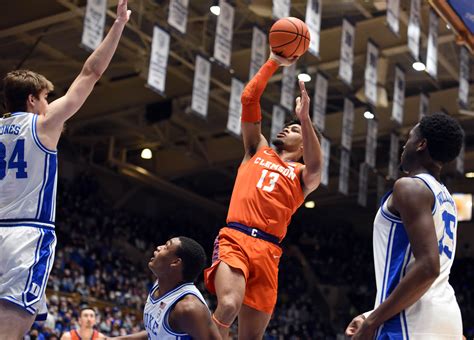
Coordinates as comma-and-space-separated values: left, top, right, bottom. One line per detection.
60, 307, 106, 340
204, 53, 323, 339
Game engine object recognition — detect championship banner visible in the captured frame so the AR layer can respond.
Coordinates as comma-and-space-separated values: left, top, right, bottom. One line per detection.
426, 10, 439, 79
339, 148, 350, 196
358, 163, 369, 207
249, 27, 267, 80
168, 0, 189, 34
365, 41, 379, 106
391, 66, 405, 125
191, 55, 211, 118
281, 63, 297, 111
81, 0, 107, 51
305, 0, 322, 57
273, 0, 291, 19
147, 26, 170, 95
459, 47, 470, 108
213, 0, 234, 68
321, 136, 330, 187
338, 18, 355, 86
365, 119, 378, 168
386, 0, 400, 36
419, 92, 429, 121
313, 72, 329, 132
388, 133, 400, 180
456, 143, 465, 175
271, 105, 286, 141
408, 0, 421, 61
227, 78, 244, 136
341, 98, 354, 151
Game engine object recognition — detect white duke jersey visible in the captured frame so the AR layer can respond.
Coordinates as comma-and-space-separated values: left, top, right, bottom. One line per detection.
0, 112, 57, 226
143, 282, 209, 340
373, 173, 462, 339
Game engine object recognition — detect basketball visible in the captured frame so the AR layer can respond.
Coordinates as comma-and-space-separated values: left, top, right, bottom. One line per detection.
269, 17, 311, 58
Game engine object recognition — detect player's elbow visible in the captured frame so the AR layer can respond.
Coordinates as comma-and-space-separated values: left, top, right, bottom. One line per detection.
419, 256, 440, 282
82, 63, 103, 82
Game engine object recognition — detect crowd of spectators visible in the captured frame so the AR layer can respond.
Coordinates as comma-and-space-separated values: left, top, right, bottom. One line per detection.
25, 174, 474, 339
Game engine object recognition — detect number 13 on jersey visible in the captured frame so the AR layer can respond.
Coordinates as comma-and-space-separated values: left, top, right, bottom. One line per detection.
256, 169, 280, 192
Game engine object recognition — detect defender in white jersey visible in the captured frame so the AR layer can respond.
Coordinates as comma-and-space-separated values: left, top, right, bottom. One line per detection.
0, 2, 131, 338
109, 237, 221, 340
346, 113, 465, 339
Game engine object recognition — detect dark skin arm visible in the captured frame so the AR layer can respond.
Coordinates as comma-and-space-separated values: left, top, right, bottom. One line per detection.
169, 295, 221, 340
352, 177, 440, 339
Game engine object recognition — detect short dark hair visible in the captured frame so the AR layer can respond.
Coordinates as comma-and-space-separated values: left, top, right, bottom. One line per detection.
418, 113, 464, 163
79, 306, 95, 317
176, 237, 207, 282
3, 70, 54, 112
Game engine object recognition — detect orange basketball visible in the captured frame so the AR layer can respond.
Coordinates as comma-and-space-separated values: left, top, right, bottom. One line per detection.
269, 17, 311, 58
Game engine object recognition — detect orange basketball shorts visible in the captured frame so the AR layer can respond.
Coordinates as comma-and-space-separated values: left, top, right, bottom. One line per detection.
204, 227, 282, 314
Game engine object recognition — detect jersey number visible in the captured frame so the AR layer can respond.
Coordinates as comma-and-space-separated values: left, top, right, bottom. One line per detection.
256, 169, 279, 192
0, 140, 28, 179
438, 211, 456, 259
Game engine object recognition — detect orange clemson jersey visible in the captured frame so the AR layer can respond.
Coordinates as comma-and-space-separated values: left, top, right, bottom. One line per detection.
226, 146, 305, 240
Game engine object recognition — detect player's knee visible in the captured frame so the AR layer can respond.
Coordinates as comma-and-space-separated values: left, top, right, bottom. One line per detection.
218, 294, 241, 318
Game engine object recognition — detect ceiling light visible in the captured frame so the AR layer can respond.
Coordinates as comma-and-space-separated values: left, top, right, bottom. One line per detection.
304, 201, 316, 209
210, 5, 220, 16
298, 72, 311, 82
465, 172, 474, 178
412, 61, 426, 71
446, 24, 451, 30
364, 110, 375, 119
141, 148, 152, 160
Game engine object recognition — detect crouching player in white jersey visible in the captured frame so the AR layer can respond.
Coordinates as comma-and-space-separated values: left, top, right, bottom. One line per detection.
346, 113, 465, 339
108, 237, 221, 340
0, 1, 131, 338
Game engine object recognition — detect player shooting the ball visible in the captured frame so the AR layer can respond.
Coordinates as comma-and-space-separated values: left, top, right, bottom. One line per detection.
204, 39, 323, 339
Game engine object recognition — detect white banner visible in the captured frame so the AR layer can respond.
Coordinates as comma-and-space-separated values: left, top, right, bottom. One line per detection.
388, 133, 400, 180
358, 163, 369, 207
81, 0, 107, 51
365, 41, 379, 106
168, 0, 189, 34
305, 0, 322, 57
273, 0, 291, 19
147, 26, 170, 95
459, 47, 470, 108
281, 63, 297, 111
386, 0, 400, 35
227, 78, 244, 136
365, 119, 378, 168
338, 19, 355, 86
249, 27, 267, 80
419, 93, 429, 120
391, 66, 405, 125
213, 0, 234, 68
339, 148, 350, 196
341, 98, 354, 151
426, 10, 439, 79
191, 55, 211, 118
408, 0, 421, 61
457, 143, 465, 175
271, 105, 286, 141
313, 72, 328, 132
321, 136, 330, 187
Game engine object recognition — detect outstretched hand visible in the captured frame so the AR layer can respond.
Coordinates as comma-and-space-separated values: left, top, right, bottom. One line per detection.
269, 51, 299, 66
116, 0, 131, 24
295, 80, 310, 121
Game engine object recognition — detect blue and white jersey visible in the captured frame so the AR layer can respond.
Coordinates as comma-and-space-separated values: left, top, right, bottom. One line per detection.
0, 112, 57, 227
373, 173, 462, 339
143, 281, 208, 340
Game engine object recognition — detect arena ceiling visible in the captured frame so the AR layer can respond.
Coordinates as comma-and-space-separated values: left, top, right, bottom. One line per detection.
1, 0, 473, 215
